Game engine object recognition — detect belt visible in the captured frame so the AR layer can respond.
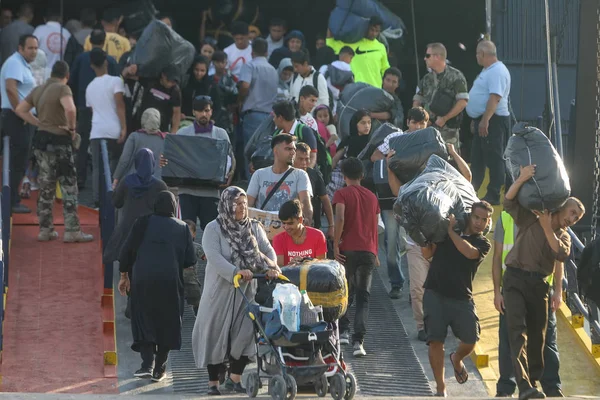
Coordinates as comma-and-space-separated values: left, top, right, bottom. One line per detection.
242, 110, 269, 116
505, 266, 548, 279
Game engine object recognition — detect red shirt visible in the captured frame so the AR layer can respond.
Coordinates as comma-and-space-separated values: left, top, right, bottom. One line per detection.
333, 185, 380, 255
272, 227, 327, 265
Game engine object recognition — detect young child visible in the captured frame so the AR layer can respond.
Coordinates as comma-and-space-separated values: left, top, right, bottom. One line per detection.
313, 104, 338, 156
184, 220, 203, 316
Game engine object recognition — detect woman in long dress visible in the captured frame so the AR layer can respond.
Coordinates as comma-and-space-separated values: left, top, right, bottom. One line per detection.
192, 186, 279, 395
118, 191, 196, 382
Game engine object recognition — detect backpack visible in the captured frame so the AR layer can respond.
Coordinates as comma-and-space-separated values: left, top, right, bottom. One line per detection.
274, 122, 333, 185
293, 70, 335, 112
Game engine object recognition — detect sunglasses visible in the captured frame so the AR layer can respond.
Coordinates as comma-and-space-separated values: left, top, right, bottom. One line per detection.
194, 95, 212, 101
425, 53, 435, 58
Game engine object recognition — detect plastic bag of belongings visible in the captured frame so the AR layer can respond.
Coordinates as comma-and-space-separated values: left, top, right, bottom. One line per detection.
161, 134, 231, 187
329, 0, 406, 43
504, 122, 571, 211
130, 20, 196, 85
394, 155, 479, 246
244, 115, 277, 170
280, 259, 348, 322
387, 127, 448, 184
337, 83, 395, 139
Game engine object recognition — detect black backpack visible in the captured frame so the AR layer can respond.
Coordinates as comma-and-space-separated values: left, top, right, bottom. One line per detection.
578, 238, 600, 306
293, 70, 335, 112
274, 122, 333, 185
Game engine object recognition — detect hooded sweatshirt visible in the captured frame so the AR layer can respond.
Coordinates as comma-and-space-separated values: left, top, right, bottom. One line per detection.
269, 30, 305, 69
276, 58, 294, 102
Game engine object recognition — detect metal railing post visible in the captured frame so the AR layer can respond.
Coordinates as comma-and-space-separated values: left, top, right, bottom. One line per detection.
2, 136, 11, 289
99, 140, 115, 290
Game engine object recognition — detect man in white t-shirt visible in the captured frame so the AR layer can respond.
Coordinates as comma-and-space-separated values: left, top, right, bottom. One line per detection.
224, 21, 252, 79
298, 85, 319, 131
247, 133, 313, 225
85, 48, 126, 205
33, 7, 71, 79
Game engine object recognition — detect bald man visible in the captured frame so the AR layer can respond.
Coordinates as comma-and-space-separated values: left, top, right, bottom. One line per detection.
466, 40, 511, 205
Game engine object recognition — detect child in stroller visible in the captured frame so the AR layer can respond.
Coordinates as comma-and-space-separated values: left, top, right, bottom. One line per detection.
234, 273, 357, 400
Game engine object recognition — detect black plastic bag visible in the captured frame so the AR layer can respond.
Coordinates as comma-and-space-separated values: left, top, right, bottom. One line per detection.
504, 123, 570, 211
387, 127, 448, 184
329, 0, 406, 43
130, 20, 196, 83
394, 155, 479, 246
161, 134, 230, 187
357, 122, 400, 160
245, 115, 277, 169
281, 259, 348, 322
337, 83, 395, 139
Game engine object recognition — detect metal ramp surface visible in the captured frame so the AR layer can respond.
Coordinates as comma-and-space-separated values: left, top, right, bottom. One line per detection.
169, 264, 432, 396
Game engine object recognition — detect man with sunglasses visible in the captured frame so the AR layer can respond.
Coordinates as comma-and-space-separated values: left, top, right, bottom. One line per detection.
413, 42, 469, 150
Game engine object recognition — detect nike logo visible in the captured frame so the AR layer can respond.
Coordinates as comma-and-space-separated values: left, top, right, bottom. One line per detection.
355, 47, 378, 55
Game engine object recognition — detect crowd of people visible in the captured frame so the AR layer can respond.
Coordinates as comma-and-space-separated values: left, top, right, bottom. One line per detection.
0, 3, 587, 400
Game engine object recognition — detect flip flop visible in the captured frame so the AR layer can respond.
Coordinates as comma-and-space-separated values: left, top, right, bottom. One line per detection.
450, 352, 468, 384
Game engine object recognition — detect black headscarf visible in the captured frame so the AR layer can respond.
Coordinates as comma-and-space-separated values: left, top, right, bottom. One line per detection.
154, 191, 177, 218
340, 109, 371, 158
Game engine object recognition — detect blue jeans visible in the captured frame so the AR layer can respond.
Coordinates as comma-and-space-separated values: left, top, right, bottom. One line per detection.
241, 111, 270, 180
496, 289, 561, 395
381, 209, 406, 289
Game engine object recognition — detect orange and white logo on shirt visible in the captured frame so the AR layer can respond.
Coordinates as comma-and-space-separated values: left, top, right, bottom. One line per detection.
46, 32, 67, 54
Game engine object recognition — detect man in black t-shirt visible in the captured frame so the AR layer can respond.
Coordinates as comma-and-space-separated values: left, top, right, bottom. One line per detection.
294, 143, 334, 238
421, 201, 493, 397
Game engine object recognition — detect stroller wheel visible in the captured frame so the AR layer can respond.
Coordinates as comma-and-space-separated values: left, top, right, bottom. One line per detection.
314, 374, 329, 397
329, 373, 346, 400
269, 375, 287, 400
344, 372, 357, 400
246, 371, 260, 398
284, 374, 297, 400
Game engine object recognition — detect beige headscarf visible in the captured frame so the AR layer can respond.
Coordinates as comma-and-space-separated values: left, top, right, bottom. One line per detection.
140, 108, 165, 138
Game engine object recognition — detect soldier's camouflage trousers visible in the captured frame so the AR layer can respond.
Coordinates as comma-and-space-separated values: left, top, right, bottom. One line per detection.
34, 145, 81, 233
439, 126, 460, 148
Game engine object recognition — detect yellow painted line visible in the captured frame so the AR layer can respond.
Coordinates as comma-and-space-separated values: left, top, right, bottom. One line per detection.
557, 303, 600, 373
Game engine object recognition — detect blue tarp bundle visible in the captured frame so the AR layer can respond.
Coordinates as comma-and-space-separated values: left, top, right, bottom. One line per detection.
329, 0, 406, 43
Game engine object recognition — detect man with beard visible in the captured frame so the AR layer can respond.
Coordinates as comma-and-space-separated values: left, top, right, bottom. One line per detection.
176, 96, 234, 230
247, 133, 313, 225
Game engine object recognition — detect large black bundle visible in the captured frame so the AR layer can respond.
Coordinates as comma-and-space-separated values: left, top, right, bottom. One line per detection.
394, 155, 479, 246
329, 0, 405, 43
161, 135, 230, 187
209, 0, 259, 25
337, 83, 395, 139
281, 259, 348, 322
387, 127, 448, 184
357, 122, 400, 160
504, 123, 570, 211
244, 115, 277, 169
130, 20, 195, 83
118, 0, 157, 36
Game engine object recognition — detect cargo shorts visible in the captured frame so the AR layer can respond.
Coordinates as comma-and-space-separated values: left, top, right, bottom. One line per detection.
423, 289, 480, 344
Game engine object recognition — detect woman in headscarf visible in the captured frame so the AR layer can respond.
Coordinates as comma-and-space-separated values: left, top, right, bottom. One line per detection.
192, 186, 279, 395
276, 57, 294, 102
118, 190, 197, 382
113, 108, 166, 186
182, 55, 223, 117
333, 109, 372, 167
104, 147, 168, 265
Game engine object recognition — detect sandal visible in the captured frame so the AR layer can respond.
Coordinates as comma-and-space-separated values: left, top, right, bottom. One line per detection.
450, 352, 468, 384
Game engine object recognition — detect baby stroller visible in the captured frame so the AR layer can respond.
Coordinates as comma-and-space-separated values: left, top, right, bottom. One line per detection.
234, 273, 357, 400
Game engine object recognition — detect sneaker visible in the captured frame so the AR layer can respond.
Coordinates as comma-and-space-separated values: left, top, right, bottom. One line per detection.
151, 369, 166, 382
12, 203, 31, 214
417, 330, 427, 342
339, 331, 350, 345
63, 231, 94, 243
134, 367, 153, 378
389, 287, 402, 299
518, 388, 546, 400
207, 385, 221, 395
353, 341, 366, 357
222, 378, 245, 393
38, 230, 59, 242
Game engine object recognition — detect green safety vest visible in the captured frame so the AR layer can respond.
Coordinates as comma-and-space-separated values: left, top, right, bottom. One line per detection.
500, 211, 553, 286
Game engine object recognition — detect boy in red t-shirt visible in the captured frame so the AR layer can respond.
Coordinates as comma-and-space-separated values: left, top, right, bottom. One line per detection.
272, 199, 327, 266
332, 157, 380, 357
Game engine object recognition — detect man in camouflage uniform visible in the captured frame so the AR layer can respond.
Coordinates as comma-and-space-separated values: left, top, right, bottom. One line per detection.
413, 42, 469, 149
15, 61, 93, 242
